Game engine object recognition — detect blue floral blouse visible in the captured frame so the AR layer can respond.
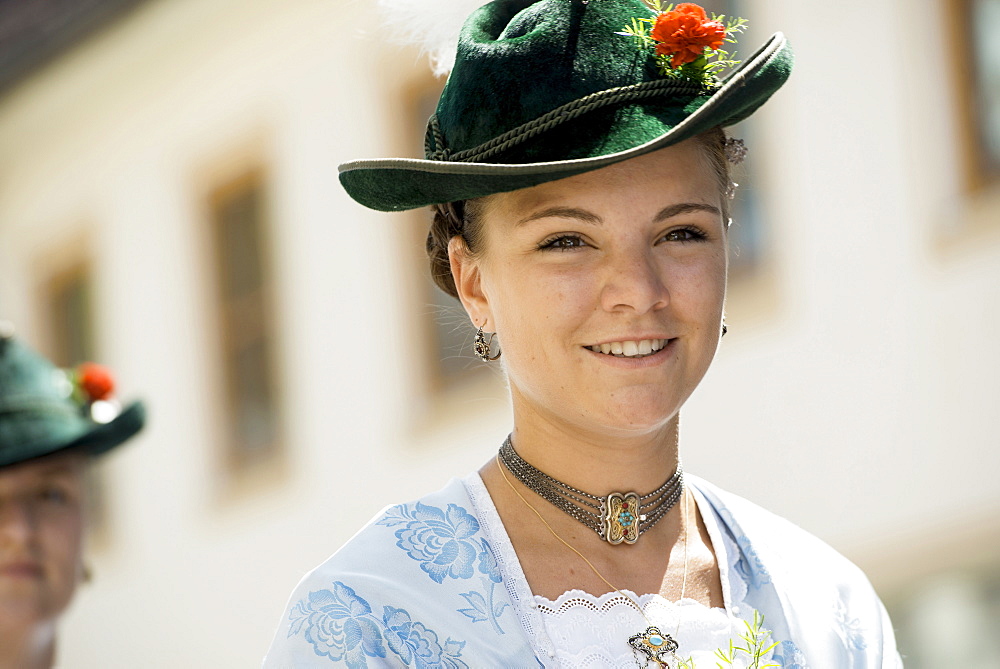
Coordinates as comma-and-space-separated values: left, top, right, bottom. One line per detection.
263, 474, 901, 668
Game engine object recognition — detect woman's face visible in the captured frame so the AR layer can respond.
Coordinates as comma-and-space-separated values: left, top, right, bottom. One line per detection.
0, 451, 87, 631
453, 138, 728, 437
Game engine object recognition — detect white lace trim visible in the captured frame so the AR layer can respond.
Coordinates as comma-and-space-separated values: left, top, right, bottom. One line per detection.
535, 589, 769, 668
535, 589, 718, 617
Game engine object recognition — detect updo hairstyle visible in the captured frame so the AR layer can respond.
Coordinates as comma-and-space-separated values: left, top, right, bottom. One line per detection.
426, 127, 733, 300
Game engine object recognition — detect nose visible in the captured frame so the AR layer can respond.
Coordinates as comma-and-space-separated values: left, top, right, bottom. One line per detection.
0, 500, 38, 548
599, 247, 669, 314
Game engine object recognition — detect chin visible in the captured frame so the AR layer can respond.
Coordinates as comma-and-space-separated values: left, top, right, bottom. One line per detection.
0, 587, 72, 625
0, 597, 49, 629
587, 402, 680, 436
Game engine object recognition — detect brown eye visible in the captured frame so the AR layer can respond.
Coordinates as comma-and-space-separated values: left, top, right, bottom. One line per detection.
661, 227, 706, 242
39, 487, 70, 506
540, 235, 587, 250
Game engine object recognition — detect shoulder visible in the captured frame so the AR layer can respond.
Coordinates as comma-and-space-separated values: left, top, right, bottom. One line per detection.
263, 477, 535, 668
690, 475, 902, 667
309, 477, 485, 585
691, 474, 865, 578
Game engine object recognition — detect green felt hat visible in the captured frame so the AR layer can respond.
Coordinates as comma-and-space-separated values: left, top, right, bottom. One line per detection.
0, 326, 145, 468
339, 0, 793, 212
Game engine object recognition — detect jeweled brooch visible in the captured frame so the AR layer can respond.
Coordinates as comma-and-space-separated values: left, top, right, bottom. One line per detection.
629, 626, 680, 666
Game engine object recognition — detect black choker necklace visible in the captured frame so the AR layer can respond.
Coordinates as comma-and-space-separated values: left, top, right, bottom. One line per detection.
498, 436, 684, 545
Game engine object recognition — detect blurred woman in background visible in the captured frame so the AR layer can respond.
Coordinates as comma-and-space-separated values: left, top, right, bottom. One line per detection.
0, 325, 144, 669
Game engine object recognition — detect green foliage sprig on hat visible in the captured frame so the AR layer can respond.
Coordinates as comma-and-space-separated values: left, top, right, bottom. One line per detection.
617, 1, 748, 88
69, 362, 122, 423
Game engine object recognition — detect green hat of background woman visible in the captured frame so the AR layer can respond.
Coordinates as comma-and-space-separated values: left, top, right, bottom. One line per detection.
339, 0, 793, 212
0, 323, 145, 468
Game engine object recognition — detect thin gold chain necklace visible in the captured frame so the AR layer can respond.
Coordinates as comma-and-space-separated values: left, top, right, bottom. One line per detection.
496, 451, 691, 668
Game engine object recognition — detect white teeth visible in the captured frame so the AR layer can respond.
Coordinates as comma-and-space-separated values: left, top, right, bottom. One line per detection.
589, 339, 670, 358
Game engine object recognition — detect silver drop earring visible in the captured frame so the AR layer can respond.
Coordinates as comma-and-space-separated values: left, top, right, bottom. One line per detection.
473, 325, 501, 362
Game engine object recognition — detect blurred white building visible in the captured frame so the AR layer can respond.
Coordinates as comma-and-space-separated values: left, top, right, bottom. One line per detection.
0, 0, 998, 666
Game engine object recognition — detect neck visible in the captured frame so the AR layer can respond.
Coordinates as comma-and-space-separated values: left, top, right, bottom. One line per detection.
508, 388, 681, 496
0, 622, 56, 669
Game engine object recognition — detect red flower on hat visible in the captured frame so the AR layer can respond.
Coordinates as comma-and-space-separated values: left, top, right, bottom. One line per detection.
650, 3, 726, 68
77, 362, 115, 402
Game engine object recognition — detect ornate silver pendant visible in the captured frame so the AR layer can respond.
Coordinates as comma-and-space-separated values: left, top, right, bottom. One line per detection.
603, 491, 641, 544
629, 626, 679, 667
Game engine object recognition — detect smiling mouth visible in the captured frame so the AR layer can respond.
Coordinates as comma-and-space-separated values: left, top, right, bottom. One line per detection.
586, 339, 671, 358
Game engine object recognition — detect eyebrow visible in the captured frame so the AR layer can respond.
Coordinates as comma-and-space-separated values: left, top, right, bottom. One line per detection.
20, 473, 77, 488
515, 202, 721, 228
38, 466, 78, 476
653, 202, 721, 221
515, 207, 602, 228
28, 462, 83, 479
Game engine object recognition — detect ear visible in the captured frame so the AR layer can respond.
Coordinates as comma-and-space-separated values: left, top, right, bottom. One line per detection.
448, 236, 492, 329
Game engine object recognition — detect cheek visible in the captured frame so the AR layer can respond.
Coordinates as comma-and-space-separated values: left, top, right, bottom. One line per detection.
489, 261, 597, 355
668, 249, 727, 311
41, 511, 84, 578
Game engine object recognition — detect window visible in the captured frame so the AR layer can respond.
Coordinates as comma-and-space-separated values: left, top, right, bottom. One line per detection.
46, 261, 95, 369
207, 170, 283, 475
40, 253, 110, 538
400, 73, 494, 398
725, 121, 766, 279
695, 0, 766, 279
886, 562, 1000, 666
951, 0, 1000, 192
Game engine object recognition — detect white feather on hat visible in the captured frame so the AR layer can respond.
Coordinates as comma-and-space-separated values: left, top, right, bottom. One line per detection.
376, 0, 491, 76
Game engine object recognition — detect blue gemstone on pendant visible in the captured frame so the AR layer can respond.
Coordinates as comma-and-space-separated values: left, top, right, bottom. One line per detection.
649, 635, 664, 646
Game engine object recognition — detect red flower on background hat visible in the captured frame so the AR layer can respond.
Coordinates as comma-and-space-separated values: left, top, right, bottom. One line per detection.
77, 362, 115, 402
650, 3, 726, 68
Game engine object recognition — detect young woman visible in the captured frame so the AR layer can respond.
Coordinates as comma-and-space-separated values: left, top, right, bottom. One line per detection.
0, 327, 144, 669
266, 1, 900, 666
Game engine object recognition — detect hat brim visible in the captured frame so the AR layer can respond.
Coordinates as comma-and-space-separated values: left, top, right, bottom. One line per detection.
339, 32, 792, 212
0, 401, 146, 468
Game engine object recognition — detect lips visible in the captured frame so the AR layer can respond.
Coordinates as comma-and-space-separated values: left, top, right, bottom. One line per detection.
0, 562, 44, 579
586, 339, 671, 358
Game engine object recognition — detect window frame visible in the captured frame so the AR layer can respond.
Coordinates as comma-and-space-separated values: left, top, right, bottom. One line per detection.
202, 164, 287, 487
